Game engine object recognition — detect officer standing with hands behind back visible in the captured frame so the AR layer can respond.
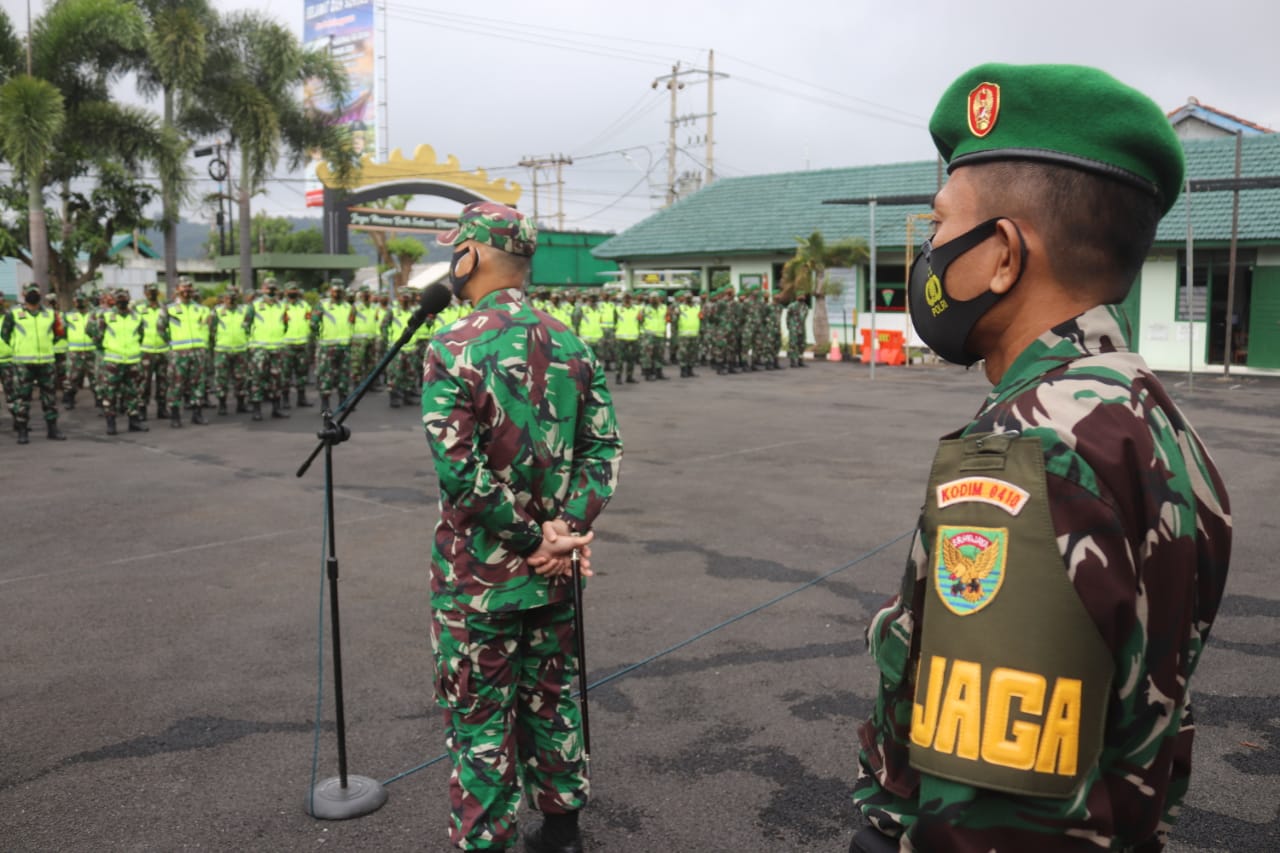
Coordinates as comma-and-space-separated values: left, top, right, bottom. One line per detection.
851, 64, 1232, 853
422, 201, 622, 853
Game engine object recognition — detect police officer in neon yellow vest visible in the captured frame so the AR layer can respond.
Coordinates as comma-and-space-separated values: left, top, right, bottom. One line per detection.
95, 288, 149, 435
311, 279, 356, 411
212, 288, 250, 415
62, 292, 97, 409
245, 277, 292, 421
0, 283, 67, 443
136, 282, 170, 419
162, 276, 213, 427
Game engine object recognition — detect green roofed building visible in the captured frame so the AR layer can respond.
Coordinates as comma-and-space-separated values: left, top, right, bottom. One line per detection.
594, 133, 1280, 373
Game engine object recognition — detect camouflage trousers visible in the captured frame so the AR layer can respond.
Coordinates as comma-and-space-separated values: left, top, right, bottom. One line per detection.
615, 339, 639, 380
786, 322, 806, 361
431, 605, 588, 851
213, 350, 249, 400
754, 328, 774, 365
0, 362, 13, 413
676, 336, 699, 368
641, 333, 665, 372
249, 348, 285, 403
282, 344, 309, 390
9, 363, 60, 427
140, 351, 170, 408
167, 350, 207, 410
53, 352, 67, 392
97, 361, 144, 418
385, 346, 418, 396
349, 338, 375, 389
66, 351, 96, 393
314, 345, 350, 397
581, 339, 604, 367
598, 330, 616, 368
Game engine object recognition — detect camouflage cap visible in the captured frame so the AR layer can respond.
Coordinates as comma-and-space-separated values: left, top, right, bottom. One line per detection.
114, 288, 130, 300
438, 201, 537, 257
22, 282, 40, 295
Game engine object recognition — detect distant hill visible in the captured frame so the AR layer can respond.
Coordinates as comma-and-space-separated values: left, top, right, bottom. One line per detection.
143, 218, 451, 265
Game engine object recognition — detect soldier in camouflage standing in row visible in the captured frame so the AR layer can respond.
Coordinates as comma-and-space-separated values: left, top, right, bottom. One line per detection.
785, 293, 809, 367
312, 280, 356, 411
62, 291, 97, 407
46, 293, 69, 395
851, 63, 1232, 853
424, 201, 622, 853
162, 277, 212, 427
245, 278, 291, 421
135, 282, 169, 419
381, 289, 416, 408
95, 288, 149, 435
673, 290, 701, 378
281, 283, 314, 409
639, 289, 669, 381
348, 286, 379, 392
597, 291, 617, 372
1, 283, 67, 443
211, 288, 250, 415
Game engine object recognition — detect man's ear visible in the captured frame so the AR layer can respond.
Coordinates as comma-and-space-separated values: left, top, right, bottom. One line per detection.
989, 219, 1028, 296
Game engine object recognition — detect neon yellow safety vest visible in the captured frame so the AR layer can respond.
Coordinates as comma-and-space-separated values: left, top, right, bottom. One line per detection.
9, 307, 58, 364
599, 302, 617, 329
101, 310, 144, 364
167, 301, 208, 351
549, 304, 573, 327
0, 326, 11, 363
249, 301, 288, 350
615, 304, 642, 340
136, 304, 169, 353
643, 305, 668, 336
316, 299, 353, 346
385, 305, 410, 340
677, 304, 701, 337
282, 300, 310, 346
214, 306, 250, 352
64, 310, 96, 352
577, 306, 603, 342
352, 302, 378, 340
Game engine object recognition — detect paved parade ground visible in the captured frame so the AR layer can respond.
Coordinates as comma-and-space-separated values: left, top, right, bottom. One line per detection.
2, 361, 1277, 852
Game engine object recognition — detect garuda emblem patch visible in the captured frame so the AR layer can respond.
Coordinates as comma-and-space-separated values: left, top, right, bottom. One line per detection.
933, 526, 1007, 615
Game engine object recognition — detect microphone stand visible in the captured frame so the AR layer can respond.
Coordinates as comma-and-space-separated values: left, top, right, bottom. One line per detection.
571, 549, 591, 763
296, 310, 433, 820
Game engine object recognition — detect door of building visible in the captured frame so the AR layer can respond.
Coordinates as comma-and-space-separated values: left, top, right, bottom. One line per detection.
1247, 266, 1280, 368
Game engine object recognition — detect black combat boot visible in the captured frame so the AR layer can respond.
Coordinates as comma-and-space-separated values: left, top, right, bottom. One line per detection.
191, 406, 207, 425
688, 366, 698, 377
728, 364, 739, 374
280, 389, 291, 411
217, 397, 228, 416
655, 367, 667, 380
47, 421, 66, 440
128, 414, 149, 432
170, 407, 182, 428
321, 394, 331, 411
271, 397, 289, 418
106, 416, 118, 436
797, 357, 807, 367
389, 392, 402, 408
252, 401, 263, 422
523, 811, 582, 853
716, 363, 727, 375
63, 389, 75, 409
295, 387, 313, 407
16, 424, 29, 444
236, 395, 249, 414
625, 373, 637, 383
156, 402, 168, 419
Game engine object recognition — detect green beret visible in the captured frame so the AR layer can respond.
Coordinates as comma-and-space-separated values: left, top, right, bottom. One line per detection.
929, 63, 1185, 215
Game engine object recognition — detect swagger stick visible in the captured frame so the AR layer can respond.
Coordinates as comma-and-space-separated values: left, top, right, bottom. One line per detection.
570, 548, 591, 759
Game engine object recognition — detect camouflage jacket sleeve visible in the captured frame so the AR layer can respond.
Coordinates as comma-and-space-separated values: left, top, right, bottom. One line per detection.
560, 360, 622, 534
855, 306, 1231, 852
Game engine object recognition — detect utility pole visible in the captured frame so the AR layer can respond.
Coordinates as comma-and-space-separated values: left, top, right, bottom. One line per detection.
375, 0, 389, 161
652, 55, 728, 206
518, 154, 573, 229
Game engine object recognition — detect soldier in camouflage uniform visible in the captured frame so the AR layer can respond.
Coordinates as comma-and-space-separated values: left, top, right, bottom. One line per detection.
348, 286, 379, 391
135, 283, 169, 419
673, 290, 701, 377
281, 283, 314, 409
724, 287, 746, 372
639, 289, 669, 380
94, 289, 149, 435
381, 289, 417, 407
785, 294, 809, 367
597, 291, 617, 371
0, 294, 13, 428
211, 288, 250, 415
312, 281, 356, 410
424, 201, 622, 853
1, 283, 67, 443
62, 292, 98, 406
162, 277, 212, 427
851, 63, 1232, 853
245, 279, 292, 420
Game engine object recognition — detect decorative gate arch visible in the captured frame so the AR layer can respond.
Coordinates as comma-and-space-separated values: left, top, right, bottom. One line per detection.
318, 145, 523, 254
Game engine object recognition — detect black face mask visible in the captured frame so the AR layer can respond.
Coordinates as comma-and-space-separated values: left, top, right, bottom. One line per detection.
907, 217, 1025, 366
448, 247, 478, 298
25, 293, 41, 307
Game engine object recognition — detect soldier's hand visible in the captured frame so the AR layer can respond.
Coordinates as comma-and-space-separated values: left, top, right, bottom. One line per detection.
528, 521, 593, 577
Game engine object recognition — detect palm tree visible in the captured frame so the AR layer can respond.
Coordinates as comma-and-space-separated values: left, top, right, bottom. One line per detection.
0, 74, 64, 296
184, 10, 355, 290
782, 231, 868, 353
137, 0, 214, 295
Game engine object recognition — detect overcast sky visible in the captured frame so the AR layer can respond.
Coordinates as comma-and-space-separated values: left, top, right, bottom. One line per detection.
8, 0, 1279, 235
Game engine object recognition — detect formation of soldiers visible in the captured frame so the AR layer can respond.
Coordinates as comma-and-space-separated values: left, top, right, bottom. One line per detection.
1, 278, 813, 444
531, 285, 812, 384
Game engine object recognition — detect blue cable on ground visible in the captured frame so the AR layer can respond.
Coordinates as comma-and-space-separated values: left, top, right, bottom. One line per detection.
378, 528, 914, 787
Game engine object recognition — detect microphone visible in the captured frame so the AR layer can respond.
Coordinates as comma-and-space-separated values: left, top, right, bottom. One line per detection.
405, 282, 451, 336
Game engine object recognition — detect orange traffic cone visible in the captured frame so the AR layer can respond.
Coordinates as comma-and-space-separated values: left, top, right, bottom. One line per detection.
829, 334, 841, 361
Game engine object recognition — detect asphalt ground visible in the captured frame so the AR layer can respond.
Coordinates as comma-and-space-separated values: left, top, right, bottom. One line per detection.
1, 359, 1277, 852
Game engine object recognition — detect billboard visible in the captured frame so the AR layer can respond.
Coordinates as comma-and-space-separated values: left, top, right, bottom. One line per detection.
303, 0, 378, 207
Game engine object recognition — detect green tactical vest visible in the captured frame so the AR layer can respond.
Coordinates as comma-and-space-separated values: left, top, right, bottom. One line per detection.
101, 310, 143, 364
615, 304, 642, 340
214, 306, 250, 353
677, 304, 701, 337
909, 431, 1113, 799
